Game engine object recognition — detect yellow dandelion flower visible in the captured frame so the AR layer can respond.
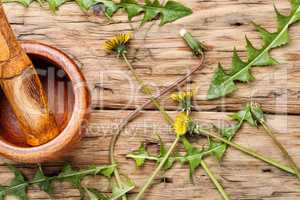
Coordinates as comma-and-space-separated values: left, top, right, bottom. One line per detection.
103, 33, 132, 55
173, 113, 190, 136
170, 91, 194, 102
170, 93, 180, 101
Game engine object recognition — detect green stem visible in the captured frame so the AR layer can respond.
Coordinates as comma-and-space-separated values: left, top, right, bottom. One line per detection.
201, 160, 230, 200
1, 165, 115, 195
123, 52, 295, 198
123, 54, 229, 200
109, 54, 205, 200
198, 128, 295, 174
260, 121, 300, 180
110, 159, 127, 200
116, 51, 298, 199
126, 143, 231, 164
133, 137, 180, 200
111, 164, 127, 200
109, 48, 207, 200
221, 5, 300, 88
103, 12, 116, 23
122, 54, 173, 125
123, 53, 181, 200
114, 53, 173, 200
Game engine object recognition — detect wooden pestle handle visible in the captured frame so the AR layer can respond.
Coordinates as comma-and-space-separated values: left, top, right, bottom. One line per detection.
0, 6, 31, 78
0, 5, 59, 146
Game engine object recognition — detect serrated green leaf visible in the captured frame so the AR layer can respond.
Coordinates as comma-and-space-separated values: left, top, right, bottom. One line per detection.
127, 136, 220, 178
58, 164, 115, 200
7, 165, 29, 200
120, 0, 143, 20
33, 165, 54, 196
127, 144, 148, 167
249, 102, 265, 122
230, 102, 265, 127
141, 0, 192, 25
76, 0, 96, 11
207, 64, 237, 99
86, 177, 134, 200
58, 164, 85, 199
95, 0, 119, 17
98, 165, 116, 178
209, 103, 261, 160
47, 0, 67, 11
230, 104, 257, 126
110, 177, 134, 200
127, 139, 176, 170
58, 164, 116, 181
181, 138, 204, 178
4, 0, 191, 26
210, 102, 265, 160
159, 0, 192, 25
230, 102, 264, 127
231, 48, 254, 82
291, 0, 300, 23
0, 186, 6, 200
141, 0, 161, 24
254, 22, 289, 48
274, 5, 291, 30
157, 136, 176, 170
0, 164, 115, 200
210, 124, 240, 160
245, 36, 278, 65
210, 103, 264, 161
207, 1, 300, 99
2, 0, 33, 7
84, 187, 109, 200
252, 23, 277, 47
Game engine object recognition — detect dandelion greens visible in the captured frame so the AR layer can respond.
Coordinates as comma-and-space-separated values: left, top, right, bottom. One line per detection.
0, 164, 116, 200
3, 0, 192, 25
233, 102, 300, 182
207, 0, 300, 99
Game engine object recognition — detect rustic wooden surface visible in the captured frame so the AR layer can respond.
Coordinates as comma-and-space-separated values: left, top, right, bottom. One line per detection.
2, 0, 300, 199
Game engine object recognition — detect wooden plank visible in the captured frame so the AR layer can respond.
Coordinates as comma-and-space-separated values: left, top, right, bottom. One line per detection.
4, 1, 300, 114
2, 0, 300, 199
0, 111, 299, 199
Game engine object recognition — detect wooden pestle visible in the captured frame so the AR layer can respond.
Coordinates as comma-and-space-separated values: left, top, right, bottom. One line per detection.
0, 5, 59, 146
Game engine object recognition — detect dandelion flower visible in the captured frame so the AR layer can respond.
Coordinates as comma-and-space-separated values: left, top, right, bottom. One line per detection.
170, 91, 194, 102
174, 113, 190, 136
103, 33, 132, 56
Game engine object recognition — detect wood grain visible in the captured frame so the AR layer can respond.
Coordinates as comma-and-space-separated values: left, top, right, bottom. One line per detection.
2, 0, 300, 199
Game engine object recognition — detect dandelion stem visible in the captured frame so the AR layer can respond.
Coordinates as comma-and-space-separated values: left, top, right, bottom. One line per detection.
197, 128, 295, 174
103, 12, 116, 23
120, 53, 294, 199
122, 53, 173, 125
123, 53, 229, 200
109, 55, 206, 200
134, 137, 180, 200
112, 164, 127, 200
260, 121, 300, 180
123, 53, 180, 200
201, 160, 230, 200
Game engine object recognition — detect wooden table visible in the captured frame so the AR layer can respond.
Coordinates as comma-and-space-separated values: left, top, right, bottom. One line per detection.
2, 0, 300, 199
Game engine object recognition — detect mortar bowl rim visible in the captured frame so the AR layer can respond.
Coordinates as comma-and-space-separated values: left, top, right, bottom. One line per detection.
0, 41, 90, 163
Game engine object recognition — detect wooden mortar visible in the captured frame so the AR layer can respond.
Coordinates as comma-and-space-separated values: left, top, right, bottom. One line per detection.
0, 41, 90, 163
0, 5, 90, 162
0, 5, 59, 146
